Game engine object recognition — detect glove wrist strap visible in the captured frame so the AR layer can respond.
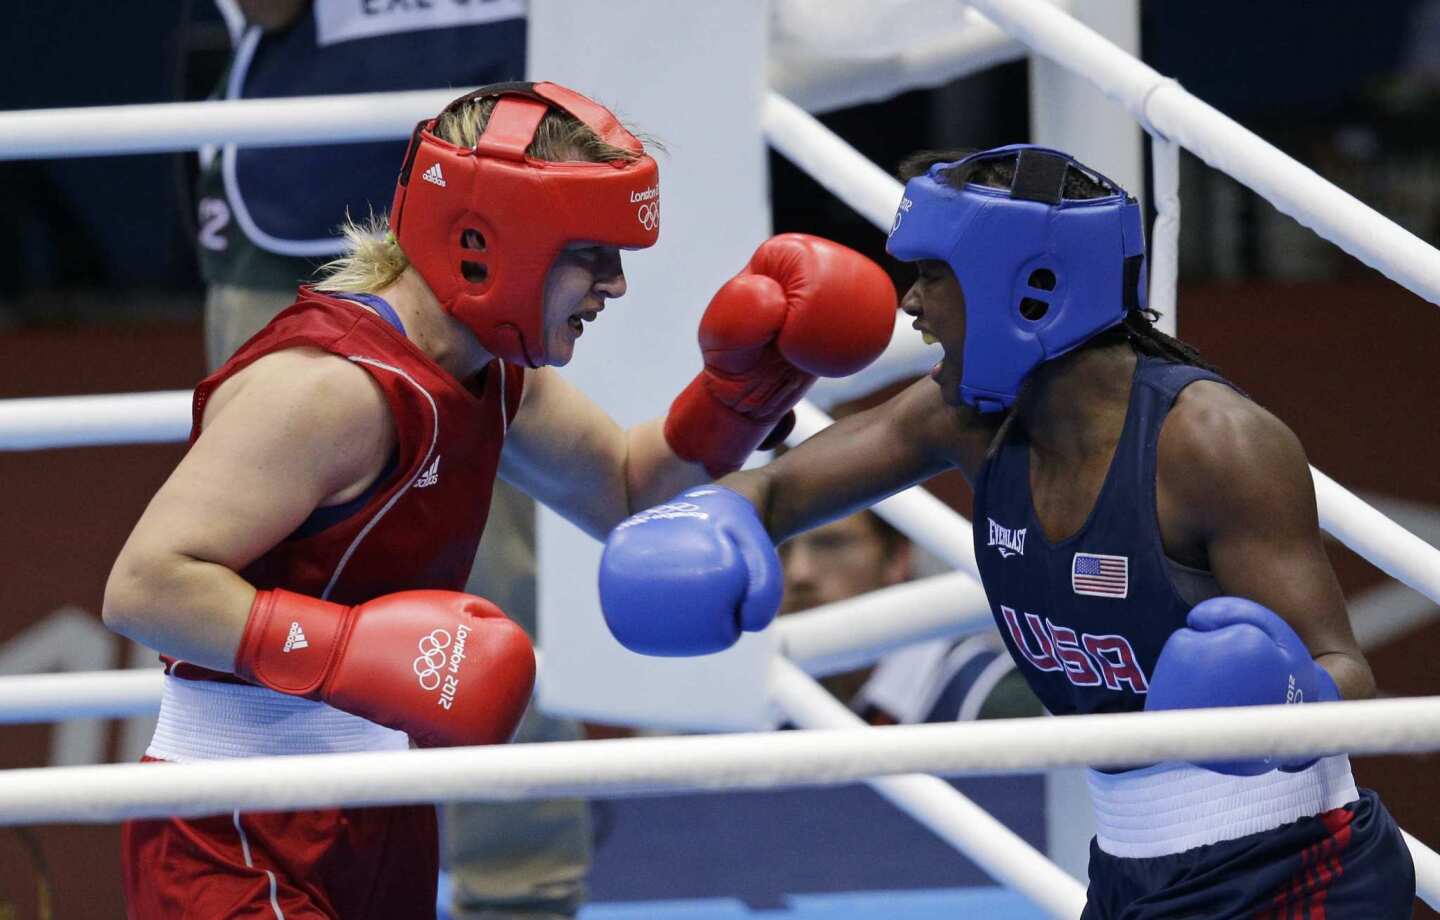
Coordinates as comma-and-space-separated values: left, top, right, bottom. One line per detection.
665, 376, 801, 478
234, 589, 350, 699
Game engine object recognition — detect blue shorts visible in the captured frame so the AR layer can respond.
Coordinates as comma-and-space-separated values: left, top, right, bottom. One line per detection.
1080, 789, 1414, 919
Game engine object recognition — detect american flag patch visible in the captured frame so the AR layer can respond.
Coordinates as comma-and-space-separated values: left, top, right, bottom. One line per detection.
1072, 553, 1129, 598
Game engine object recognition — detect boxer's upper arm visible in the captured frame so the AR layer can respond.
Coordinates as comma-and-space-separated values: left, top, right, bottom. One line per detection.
1160, 388, 1373, 695
120, 351, 393, 575
499, 367, 630, 538
731, 377, 992, 543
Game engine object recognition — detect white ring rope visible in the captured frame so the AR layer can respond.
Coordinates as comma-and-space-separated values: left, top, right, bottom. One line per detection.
7, 396, 1432, 615
965, 0, 1440, 307
0, 670, 163, 723
0, 6, 1430, 305
0, 391, 190, 450
1406, 831, 1440, 909
0, 89, 457, 160
0, 571, 993, 724
1312, 469, 1440, 604
769, 657, 1087, 919
5, 668, 1434, 909
0, 316, 939, 452
1, 697, 1437, 826
762, 92, 904, 231
776, 571, 992, 676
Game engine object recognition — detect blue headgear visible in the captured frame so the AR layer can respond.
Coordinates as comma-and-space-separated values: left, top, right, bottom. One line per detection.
886, 144, 1147, 412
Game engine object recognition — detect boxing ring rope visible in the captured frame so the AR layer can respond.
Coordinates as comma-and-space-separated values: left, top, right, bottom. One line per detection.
0, 89, 458, 160
0, 391, 190, 450
775, 572, 992, 675
0, 670, 163, 724
768, 656, 1088, 917
964, 0, 1440, 305
0, 4, 1431, 299
0, 697, 1437, 823
2, 683, 1437, 914
0, 572, 992, 725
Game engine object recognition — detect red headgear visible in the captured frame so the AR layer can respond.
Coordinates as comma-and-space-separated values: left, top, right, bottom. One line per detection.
390, 82, 660, 367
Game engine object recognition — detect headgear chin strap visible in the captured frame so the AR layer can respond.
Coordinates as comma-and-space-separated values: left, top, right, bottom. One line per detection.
390, 81, 660, 368
886, 144, 1146, 412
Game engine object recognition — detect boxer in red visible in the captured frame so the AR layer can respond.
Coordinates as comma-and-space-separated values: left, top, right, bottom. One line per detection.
102, 81, 897, 920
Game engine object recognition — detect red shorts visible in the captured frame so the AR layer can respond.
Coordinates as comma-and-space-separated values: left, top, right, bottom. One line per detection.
121, 760, 437, 920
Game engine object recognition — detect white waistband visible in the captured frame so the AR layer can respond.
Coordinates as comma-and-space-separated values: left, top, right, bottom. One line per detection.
1088, 755, 1359, 859
147, 674, 410, 762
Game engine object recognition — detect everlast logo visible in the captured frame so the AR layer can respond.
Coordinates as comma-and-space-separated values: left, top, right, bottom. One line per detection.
988, 518, 1027, 558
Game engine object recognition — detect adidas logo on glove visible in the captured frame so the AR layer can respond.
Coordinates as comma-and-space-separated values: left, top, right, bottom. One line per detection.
282, 621, 309, 653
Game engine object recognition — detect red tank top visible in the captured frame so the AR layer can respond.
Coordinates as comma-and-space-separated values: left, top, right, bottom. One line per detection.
169, 287, 524, 681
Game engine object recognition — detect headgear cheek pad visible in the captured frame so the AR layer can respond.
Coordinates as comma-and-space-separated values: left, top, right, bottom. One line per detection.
390, 81, 660, 368
886, 145, 1146, 412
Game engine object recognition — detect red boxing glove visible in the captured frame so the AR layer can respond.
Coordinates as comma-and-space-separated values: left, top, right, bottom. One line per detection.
234, 589, 535, 748
665, 233, 896, 477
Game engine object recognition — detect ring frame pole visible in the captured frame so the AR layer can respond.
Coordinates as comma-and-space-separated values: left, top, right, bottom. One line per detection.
1148, 137, 1180, 335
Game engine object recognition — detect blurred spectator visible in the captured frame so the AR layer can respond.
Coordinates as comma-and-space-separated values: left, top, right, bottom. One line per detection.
196, 0, 525, 367
778, 510, 911, 711
1377, 0, 1440, 112
197, 4, 591, 919
778, 508, 1043, 724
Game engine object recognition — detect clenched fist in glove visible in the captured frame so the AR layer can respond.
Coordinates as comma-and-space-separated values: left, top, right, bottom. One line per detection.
665, 233, 896, 477
234, 588, 535, 748
600, 486, 781, 656
1145, 596, 1340, 775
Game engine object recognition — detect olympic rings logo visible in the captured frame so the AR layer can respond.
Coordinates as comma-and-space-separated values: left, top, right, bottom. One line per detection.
890, 196, 912, 237
412, 629, 453, 692
637, 202, 659, 232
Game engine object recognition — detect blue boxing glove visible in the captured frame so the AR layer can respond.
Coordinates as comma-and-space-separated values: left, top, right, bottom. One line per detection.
599, 486, 782, 656
1145, 596, 1340, 775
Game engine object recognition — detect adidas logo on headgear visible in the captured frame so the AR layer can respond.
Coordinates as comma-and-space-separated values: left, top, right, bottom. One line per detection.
421, 163, 447, 188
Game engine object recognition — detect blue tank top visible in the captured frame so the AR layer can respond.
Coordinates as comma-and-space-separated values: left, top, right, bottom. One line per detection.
972, 355, 1231, 716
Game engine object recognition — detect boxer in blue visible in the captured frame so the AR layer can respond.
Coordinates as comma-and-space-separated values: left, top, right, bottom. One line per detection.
597, 146, 1416, 918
